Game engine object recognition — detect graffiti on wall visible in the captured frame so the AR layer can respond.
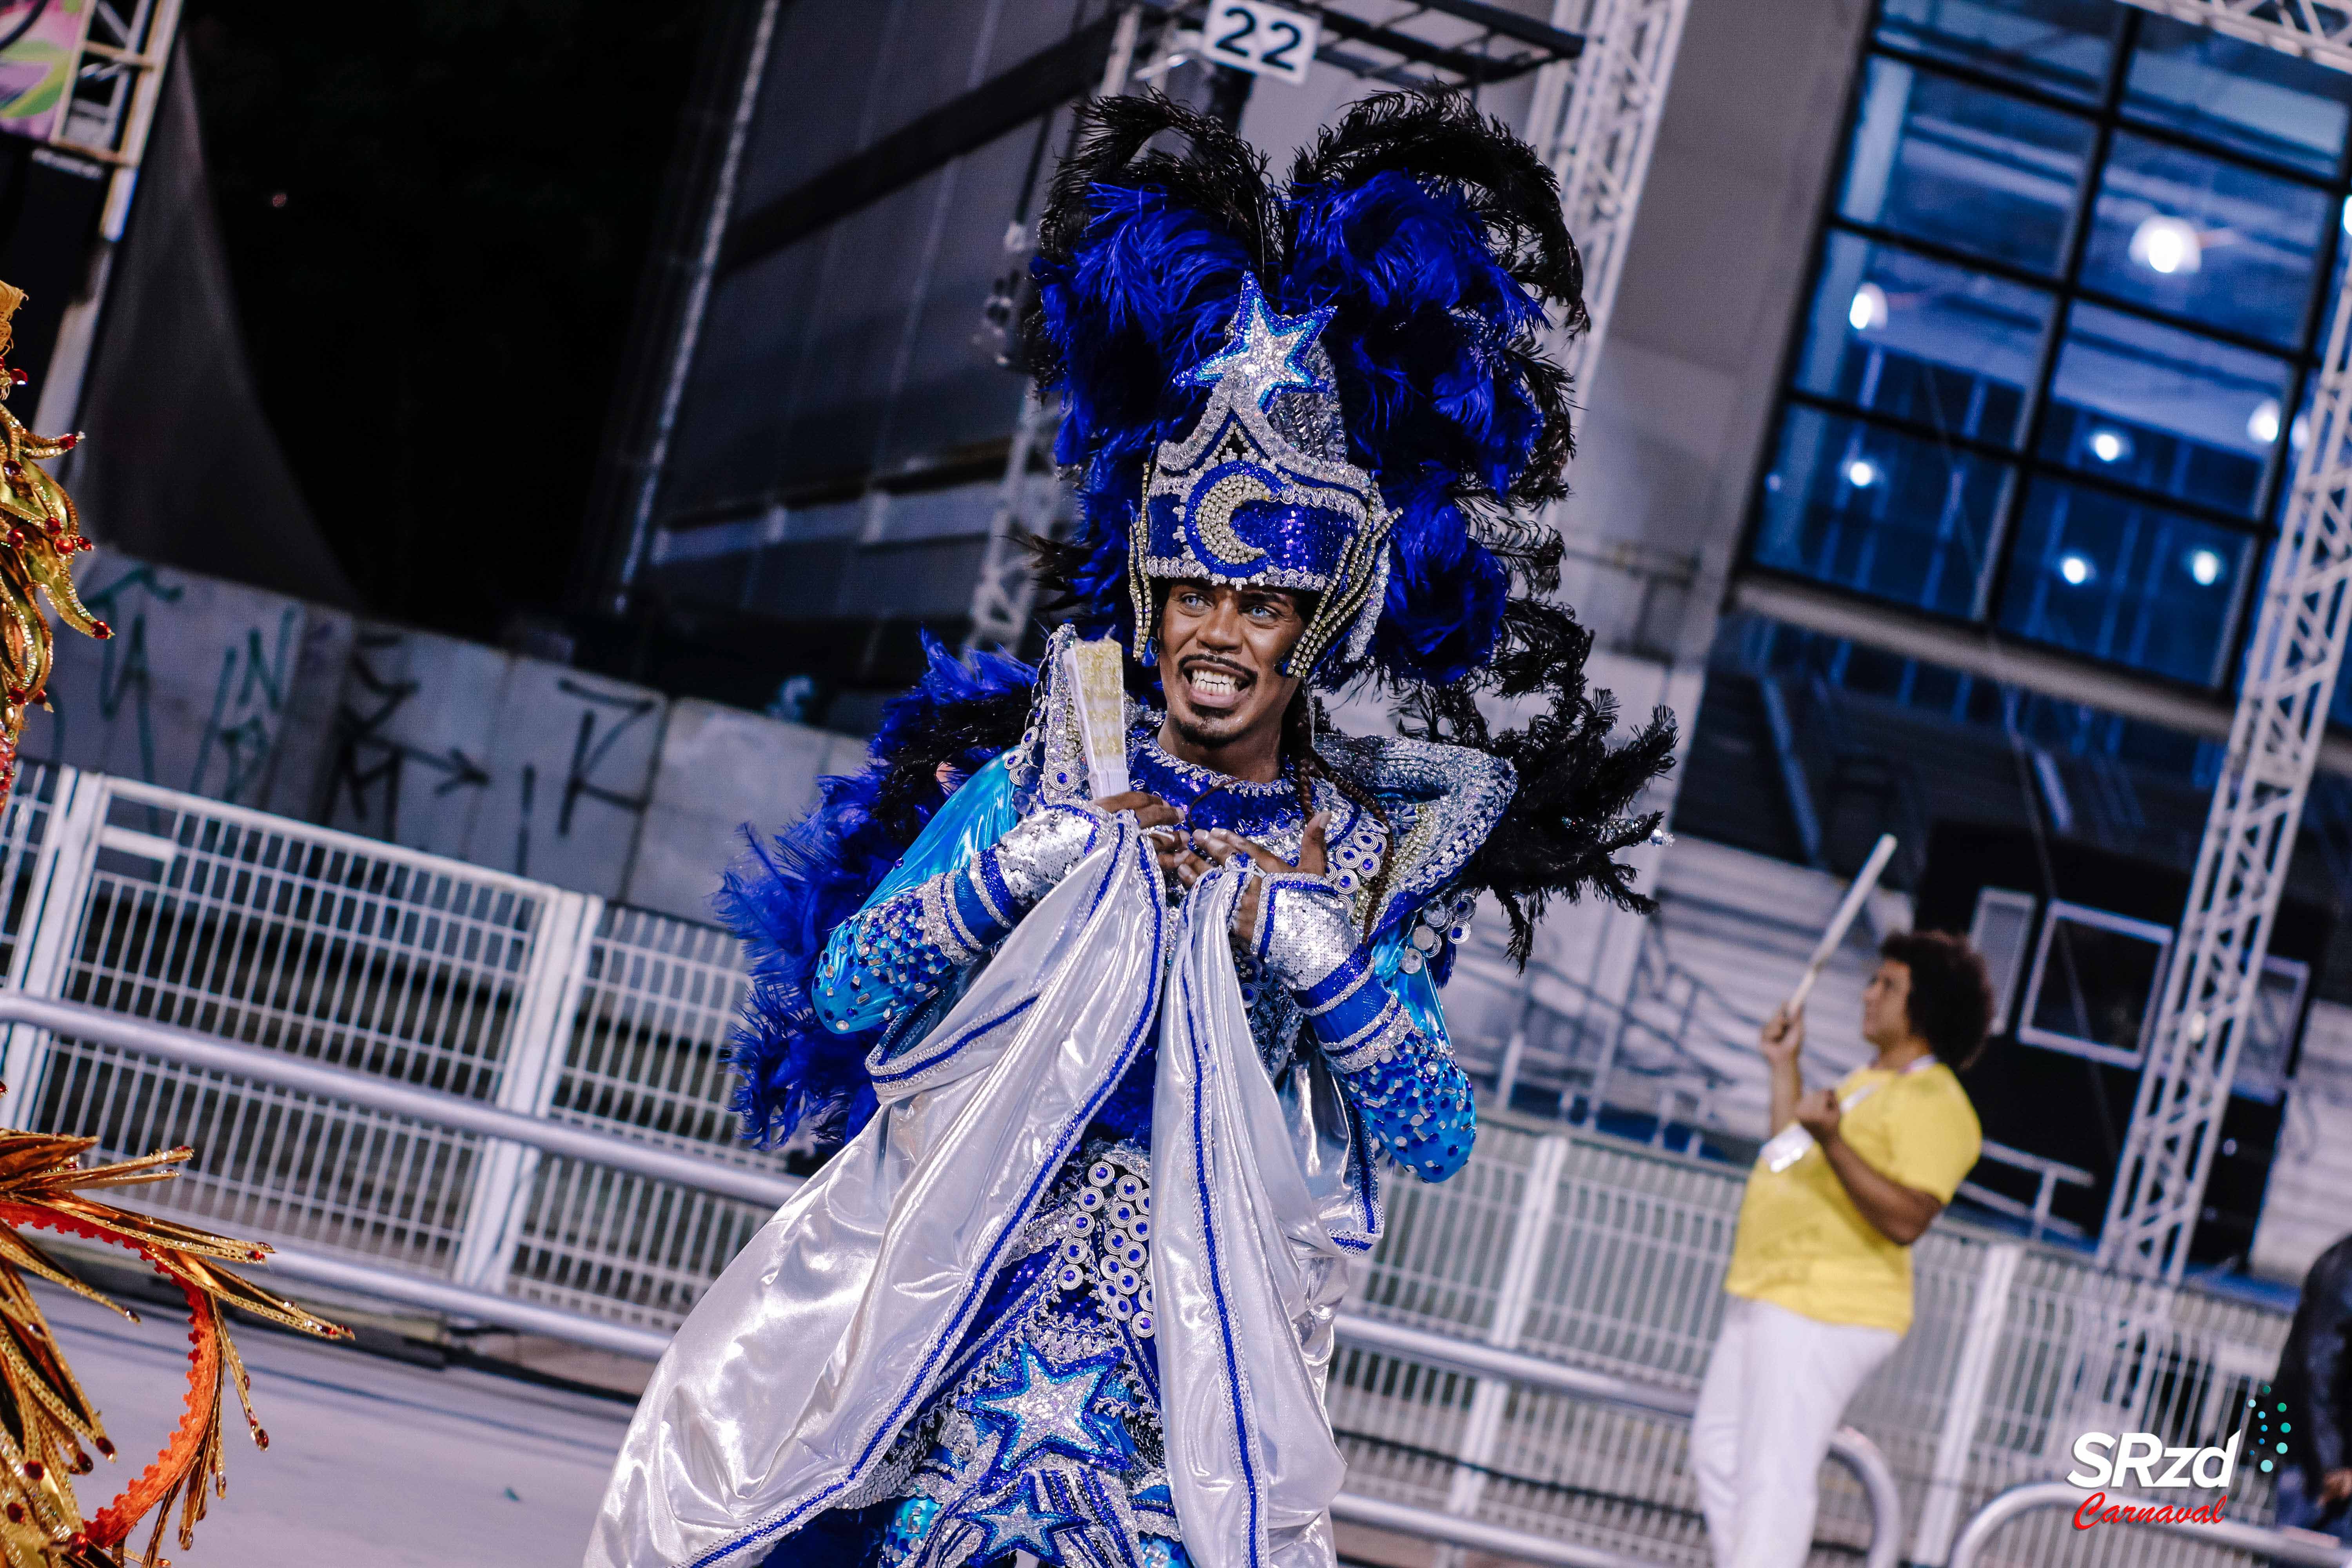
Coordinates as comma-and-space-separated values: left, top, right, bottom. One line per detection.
327, 628, 664, 898
25, 559, 335, 810
330, 628, 491, 835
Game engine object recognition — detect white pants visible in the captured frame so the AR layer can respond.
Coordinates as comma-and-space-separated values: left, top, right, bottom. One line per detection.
1691, 1295, 1898, 1568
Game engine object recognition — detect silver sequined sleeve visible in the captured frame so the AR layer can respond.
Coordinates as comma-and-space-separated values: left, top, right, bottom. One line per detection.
812, 804, 1106, 1036
1254, 875, 1476, 1181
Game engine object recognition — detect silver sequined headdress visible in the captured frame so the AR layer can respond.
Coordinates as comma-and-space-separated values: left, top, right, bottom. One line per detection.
1127, 276, 1393, 678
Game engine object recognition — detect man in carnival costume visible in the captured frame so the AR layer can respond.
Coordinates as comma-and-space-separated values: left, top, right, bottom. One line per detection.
587, 93, 1675, 1568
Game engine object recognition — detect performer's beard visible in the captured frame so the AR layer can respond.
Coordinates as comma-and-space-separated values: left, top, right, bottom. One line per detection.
1167, 653, 1282, 751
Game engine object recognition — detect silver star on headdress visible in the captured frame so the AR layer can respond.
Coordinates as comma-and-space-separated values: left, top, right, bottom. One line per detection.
1177, 274, 1334, 412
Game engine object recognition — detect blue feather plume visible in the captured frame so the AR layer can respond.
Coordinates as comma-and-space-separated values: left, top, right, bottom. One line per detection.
719, 637, 1037, 1149
1020, 93, 1583, 691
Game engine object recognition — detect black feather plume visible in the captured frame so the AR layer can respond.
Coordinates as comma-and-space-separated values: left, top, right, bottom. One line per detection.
1401, 600, 1679, 963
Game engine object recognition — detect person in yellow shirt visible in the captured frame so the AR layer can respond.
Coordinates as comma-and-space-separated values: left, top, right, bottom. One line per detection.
1693, 929, 1990, 1568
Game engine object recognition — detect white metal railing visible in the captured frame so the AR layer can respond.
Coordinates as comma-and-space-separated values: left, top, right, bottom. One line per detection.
1949, 1481, 2352, 1568
0, 762, 786, 1329
0, 762, 2302, 1568
1958, 1140, 2096, 1244
0, 989, 1897, 1568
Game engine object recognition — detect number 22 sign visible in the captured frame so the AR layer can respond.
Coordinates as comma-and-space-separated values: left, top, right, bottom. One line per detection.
1201, 0, 1319, 84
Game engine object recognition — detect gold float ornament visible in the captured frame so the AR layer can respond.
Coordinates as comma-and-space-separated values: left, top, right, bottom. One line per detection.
0, 285, 347, 1564
0, 1136, 348, 1568
0, 279, 107, 813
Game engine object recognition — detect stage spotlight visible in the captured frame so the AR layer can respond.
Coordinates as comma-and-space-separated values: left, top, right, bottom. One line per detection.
2059, 554, 2094, 586
1849, 283, 1888, 332
2129, 214, 2201, 276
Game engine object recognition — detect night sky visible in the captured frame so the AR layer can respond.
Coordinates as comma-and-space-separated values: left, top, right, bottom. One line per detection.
181, 0, 715, 641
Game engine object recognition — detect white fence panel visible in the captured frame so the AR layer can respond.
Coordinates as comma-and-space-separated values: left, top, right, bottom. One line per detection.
504, 906, 792, 1330
15, 769, 566, 1276
0, 764, 2299, 1568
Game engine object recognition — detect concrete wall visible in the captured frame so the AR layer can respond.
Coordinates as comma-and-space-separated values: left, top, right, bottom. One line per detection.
22, 554, 350, 819
20, 550, 858, 924
1556, 0, 1871, 666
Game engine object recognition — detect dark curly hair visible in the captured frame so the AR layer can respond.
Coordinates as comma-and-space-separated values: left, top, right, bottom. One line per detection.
1882, 930, 1996, 1069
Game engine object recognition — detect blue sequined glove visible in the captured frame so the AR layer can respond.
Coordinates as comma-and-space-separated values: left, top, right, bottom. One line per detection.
1252, 875, 1476, 1181
812, 803, 1104, 1034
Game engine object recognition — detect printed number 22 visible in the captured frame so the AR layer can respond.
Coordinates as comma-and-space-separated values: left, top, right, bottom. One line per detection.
1204, 0, 1315, 80
1211, 3, 1256, 61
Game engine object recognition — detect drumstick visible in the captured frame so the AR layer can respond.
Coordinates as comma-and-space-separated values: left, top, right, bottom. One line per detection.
1785, 834, 1896, 1015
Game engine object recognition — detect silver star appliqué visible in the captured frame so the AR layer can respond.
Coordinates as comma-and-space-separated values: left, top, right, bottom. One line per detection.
967, 1343, 1128, 1475
961, 1478, 1078, 1559
1178, 274, 1334, 412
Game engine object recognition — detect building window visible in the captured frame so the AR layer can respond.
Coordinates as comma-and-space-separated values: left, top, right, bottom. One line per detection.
2016, 899, 2172, 1066
1749, 0, 2352, 693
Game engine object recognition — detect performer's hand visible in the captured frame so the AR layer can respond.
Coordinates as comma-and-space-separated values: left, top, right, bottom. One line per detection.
1187, 814, 1329, 939
1759, 1004, 1804, 1067
1793, 1086, 1840, 1143
1093, 790, 1181, 826
2322, 1467, 2352, 1506
1094, 792, 1190, 879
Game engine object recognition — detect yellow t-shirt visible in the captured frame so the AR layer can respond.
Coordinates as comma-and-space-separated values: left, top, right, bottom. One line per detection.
1721, 1060, 1981, 1334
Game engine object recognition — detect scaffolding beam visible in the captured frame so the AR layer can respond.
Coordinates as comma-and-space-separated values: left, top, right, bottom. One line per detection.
2098, 3, 2352, 1280
967, 0, 1679, 653
31, 0, 189, 435
1526, 0, 1693, 396
2120, 0, 2352, 71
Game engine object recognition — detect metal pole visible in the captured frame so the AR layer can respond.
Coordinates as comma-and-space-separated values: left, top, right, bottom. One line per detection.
2098, 0, 2352, 1283
0, 993, 802, 1210
611, 0, 785, 604
1442, 1134, 1570, 1518
1911, 1243, 2021, 1565
1947, 1480, 2352, 1568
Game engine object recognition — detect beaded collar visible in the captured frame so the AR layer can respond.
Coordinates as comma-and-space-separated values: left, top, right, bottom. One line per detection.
1126, 717, 1346, 849
1129, 720, 1294, 802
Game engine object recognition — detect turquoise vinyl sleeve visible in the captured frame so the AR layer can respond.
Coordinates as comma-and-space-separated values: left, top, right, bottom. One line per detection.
863, 753, 1020, 910
1371, 925, 1453, 1052
810, 755, 1023, 1036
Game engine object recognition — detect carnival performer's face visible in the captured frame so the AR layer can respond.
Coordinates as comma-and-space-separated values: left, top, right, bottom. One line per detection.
1159, 580, 1306, 751
1861, 959, 1915, 1051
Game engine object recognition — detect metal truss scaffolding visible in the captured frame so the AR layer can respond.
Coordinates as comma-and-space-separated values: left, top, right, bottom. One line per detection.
1525, 0, 1691, 396
2122, 0, 2352, 66
2099, 6, 2352, 1280
29, 0, 189, 434
966, 0, 1680, 653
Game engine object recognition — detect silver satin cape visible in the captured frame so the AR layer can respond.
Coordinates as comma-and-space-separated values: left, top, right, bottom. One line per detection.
585, 817, 1369, 1568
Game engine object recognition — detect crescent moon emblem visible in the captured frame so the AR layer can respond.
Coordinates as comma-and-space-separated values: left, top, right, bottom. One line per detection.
1187, 472, 1274, 567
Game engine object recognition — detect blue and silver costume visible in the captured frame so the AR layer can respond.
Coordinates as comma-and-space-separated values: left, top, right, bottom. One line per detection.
588, 92, 1675, 1568
767, 699, 1503, 1567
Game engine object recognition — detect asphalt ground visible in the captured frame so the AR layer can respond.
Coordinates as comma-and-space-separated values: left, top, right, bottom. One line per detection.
33, 1283, 635, 1566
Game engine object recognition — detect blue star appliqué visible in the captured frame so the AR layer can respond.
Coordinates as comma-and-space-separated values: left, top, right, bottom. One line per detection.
960, 1476, 1080, 1561
1178, 274, 1334, 412
966, 1342, 1133, 1476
